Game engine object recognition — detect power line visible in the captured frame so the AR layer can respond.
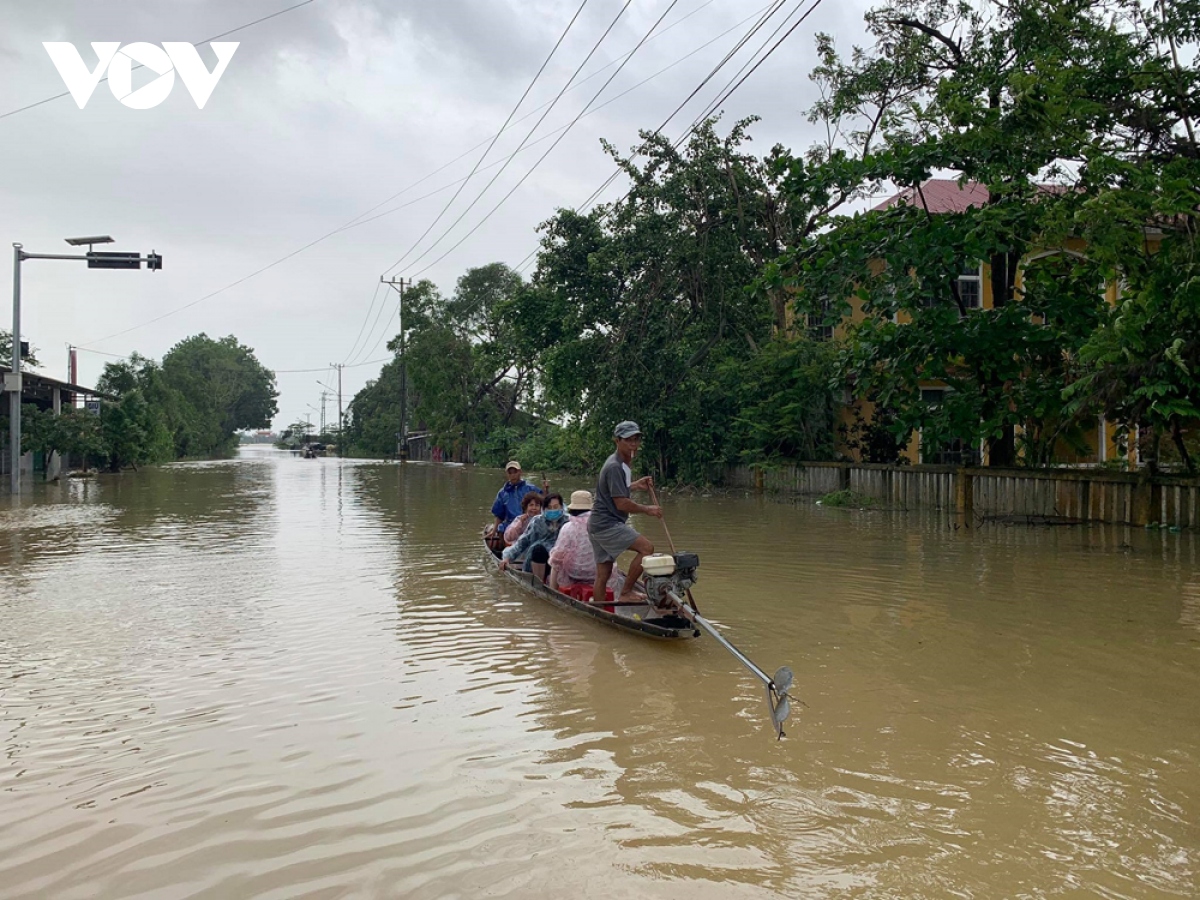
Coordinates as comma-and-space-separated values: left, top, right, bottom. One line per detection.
677, 0, 825, 145
349, 279, 401, 366
273, 356, 392, 374
383, 0, 638, 279
405, 0, 685, 282
517, 0, 822, 275
0, 0, 320, 121
512, 0, 779, 275
350, 3, 771, 358
574, 0, 797, 216
341, 281, 385, 369
72, 345, 129, 359
369, 0, 592, 288
75, 1, 724, 353
332, 0, 718, 235
339, 0, 590, 366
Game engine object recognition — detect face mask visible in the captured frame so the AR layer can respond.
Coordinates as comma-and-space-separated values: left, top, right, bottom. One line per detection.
543, 508, 564, 522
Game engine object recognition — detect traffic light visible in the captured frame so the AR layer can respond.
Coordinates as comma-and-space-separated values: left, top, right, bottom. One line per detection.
146, 252, 162, 271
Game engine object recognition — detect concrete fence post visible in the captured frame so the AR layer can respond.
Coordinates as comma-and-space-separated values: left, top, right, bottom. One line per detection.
955, 467, 974, 525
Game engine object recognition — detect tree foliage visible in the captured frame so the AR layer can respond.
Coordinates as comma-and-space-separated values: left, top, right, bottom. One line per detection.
505, 118, 839, 482
347, 267, 534, 462
0, 329, 40, 369
87, 336, 278, 471
766, 0, 1200, 469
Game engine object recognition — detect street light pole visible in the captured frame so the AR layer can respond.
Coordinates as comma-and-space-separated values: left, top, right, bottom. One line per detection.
9, 244, 22, 495
6, 237, 161, 494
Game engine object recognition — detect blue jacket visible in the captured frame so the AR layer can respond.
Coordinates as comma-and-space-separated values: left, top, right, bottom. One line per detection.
491, 479, 540, 531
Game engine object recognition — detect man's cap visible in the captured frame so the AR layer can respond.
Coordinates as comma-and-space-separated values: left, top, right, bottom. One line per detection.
613, 421, 643, 439
568, 490, 593, 511
505, 460, 522, 471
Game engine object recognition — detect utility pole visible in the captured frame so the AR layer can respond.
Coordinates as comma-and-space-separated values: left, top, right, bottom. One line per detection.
318, 390, 329, 437
330, 363, 344, 456
381, 276, 412, 462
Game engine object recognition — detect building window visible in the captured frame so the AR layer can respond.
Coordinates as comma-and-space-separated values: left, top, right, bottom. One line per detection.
956, 262, 982, 309
807, 298, 834, 341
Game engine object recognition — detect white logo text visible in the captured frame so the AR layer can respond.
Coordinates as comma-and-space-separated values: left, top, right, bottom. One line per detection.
43, 42, 239, 110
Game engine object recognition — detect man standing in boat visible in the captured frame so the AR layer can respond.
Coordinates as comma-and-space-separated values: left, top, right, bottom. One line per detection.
589, 421, 662, 604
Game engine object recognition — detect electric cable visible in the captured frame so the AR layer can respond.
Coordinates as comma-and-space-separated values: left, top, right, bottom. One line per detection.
370, 0, 591, 288
274, 357, 391, 373
381, 0, 638, 279
404, 0, 685, 281
340, 281, 385, 366
350, 2, 769, 358
511, 0, 780, 275
676, 0, 826, 147
565, 0, 797, 222
75, 0, 729, 352
333, 0, 718, 234
578, 0, 817, 221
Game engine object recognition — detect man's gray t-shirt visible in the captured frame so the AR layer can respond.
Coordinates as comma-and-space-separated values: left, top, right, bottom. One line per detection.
590, 452, 632, 531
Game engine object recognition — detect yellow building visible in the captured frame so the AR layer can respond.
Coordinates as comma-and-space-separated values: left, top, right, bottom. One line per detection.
814, 179, 1135, 468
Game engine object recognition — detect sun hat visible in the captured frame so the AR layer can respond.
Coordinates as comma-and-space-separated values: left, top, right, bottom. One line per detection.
505, 460, 522, 471
567, 489, 593, 511
613, 421, 642, 439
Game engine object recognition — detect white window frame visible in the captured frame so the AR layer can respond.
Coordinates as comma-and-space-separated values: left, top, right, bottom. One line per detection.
956, 262, 982, 310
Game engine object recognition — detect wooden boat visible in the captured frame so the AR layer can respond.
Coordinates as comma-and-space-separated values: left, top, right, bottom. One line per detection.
483, 537, 701, 641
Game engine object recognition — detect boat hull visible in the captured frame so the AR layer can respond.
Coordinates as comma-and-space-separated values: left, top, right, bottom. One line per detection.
483, 540, 701, 641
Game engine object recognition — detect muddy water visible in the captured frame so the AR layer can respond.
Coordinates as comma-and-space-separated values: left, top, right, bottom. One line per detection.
1, 450, 1197, 899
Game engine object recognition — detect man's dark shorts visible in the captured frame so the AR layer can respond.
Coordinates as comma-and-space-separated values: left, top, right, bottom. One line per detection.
588, 522, 641, 564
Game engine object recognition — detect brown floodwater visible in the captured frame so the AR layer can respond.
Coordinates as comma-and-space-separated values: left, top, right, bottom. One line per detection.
1, 449, 1197, 899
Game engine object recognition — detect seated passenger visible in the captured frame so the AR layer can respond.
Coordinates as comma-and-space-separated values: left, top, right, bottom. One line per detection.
500, 493, 564, 583
548, 491, 622, 599
504, 492, 543, 545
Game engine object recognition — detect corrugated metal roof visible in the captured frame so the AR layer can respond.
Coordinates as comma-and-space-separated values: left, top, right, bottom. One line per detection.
0, 366, 113, 398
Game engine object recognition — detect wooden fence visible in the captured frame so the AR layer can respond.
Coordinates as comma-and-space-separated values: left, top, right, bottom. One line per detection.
725, 462, 1199, 528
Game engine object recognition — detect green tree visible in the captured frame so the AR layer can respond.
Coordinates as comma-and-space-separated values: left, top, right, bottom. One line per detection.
1063, 159, 1200, 473
768, 0, 1191, 467
391, 270, 528, 462
159, 334, 279, 457
0, 329, 40, 369
509, 118, 839, 483
97, 354, 180, 465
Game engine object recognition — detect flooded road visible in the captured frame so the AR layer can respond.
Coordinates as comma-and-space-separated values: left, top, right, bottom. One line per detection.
1, 449, 1198, 898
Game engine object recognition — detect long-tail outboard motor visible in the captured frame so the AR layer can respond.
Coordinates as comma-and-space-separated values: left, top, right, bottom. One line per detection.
641, 551, 699, 603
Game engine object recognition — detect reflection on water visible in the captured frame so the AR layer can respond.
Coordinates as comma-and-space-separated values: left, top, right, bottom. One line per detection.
1, 449, 1197, 898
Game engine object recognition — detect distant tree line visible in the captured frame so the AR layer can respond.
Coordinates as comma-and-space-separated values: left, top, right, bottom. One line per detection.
14, 334, 278, 472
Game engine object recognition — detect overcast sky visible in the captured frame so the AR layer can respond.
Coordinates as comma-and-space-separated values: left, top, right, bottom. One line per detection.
0, 0, 874, 430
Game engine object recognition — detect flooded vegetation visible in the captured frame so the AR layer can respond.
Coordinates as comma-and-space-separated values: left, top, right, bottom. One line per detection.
1, 451, 1197, 898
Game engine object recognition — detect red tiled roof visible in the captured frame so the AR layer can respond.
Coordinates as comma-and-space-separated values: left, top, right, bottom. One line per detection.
872, 179, 1068, 214
872, 179, 990, 213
